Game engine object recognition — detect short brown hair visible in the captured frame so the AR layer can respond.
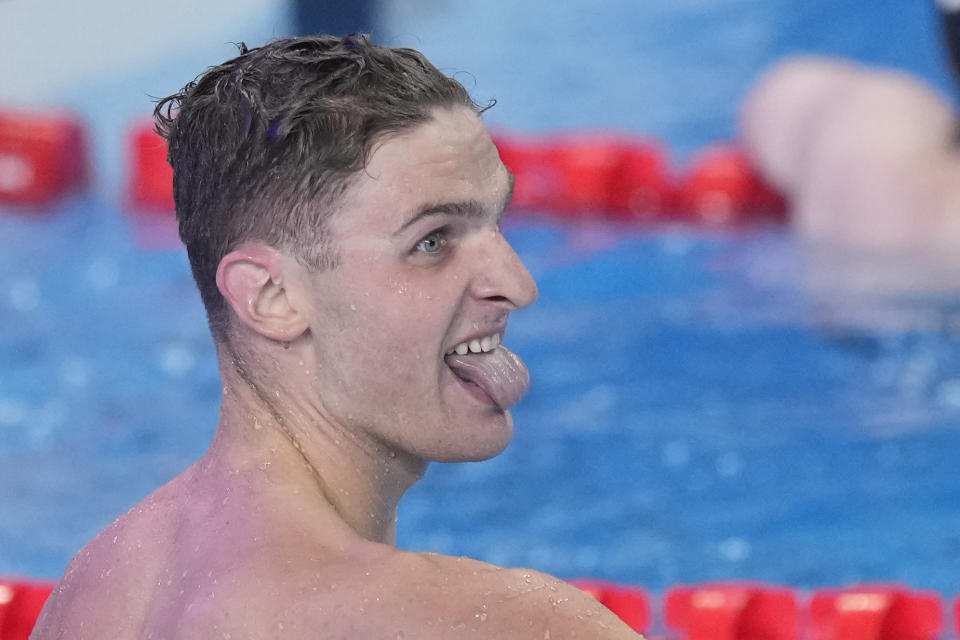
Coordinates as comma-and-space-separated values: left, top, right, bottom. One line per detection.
155, 34, 481, 340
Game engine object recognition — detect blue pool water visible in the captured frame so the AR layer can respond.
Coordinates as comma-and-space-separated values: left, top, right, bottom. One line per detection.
2, 0, 960, 598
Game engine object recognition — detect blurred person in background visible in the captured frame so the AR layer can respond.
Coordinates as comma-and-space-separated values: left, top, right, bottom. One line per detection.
740, 0, 960, 294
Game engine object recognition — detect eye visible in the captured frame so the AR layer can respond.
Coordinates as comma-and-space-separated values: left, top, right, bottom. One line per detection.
414, 229, 448, 254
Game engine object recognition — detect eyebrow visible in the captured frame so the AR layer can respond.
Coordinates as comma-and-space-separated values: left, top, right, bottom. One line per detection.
393, 171, 516, 236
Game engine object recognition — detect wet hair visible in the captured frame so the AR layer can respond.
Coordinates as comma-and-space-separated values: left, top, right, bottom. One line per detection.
154, 34, 482, 341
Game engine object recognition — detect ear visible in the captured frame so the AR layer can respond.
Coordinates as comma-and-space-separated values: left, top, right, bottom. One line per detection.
216, 243, 309, 342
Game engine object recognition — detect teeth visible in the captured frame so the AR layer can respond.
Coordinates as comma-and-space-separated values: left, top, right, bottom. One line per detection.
447, 333, 502, 356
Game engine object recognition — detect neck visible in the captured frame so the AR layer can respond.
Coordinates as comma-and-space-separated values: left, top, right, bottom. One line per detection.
206, 347, 427, 545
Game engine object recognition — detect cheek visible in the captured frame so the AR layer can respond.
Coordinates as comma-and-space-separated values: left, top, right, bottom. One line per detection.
356, 280, 454, 340
319, 297, 441, 387
310, 265, 460, 386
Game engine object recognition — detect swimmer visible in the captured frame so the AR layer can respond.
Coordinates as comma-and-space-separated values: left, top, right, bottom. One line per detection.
31, 35, 642, 639
739, 0, 960, 292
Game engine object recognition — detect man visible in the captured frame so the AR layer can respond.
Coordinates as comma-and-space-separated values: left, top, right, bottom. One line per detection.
739, 0, 960, 293
32, 35, 641, 639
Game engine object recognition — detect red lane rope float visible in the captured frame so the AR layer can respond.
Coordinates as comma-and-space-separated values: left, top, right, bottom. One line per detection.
809, 585, 942, 640
571, 581, 951, 640
954, 597, 959, 638
953, 598, 960, 636
128, 118, 174, 212
0, 578, 55, 640
675, 143, 787, 226
493, 132, 673, 221
0, 109, 87, 209
492, 131, 787, 226
664, 582, 799, 640
493, 132, 674, 222
570, 579, 651, 634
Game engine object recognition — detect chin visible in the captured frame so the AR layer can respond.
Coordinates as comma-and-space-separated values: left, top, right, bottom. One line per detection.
431, 410, 514, 463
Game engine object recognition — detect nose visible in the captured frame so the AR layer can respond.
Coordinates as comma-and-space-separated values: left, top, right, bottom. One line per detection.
469, 228, 538, 310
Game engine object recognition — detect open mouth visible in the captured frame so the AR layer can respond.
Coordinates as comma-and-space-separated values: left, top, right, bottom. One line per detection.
445, 332, 502, 356
443, 334, 530, 410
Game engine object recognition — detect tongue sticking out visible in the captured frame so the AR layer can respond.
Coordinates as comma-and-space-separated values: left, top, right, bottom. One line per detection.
444, 345, 530, 410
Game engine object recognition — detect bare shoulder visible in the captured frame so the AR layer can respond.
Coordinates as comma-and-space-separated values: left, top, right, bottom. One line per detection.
416, 555, 641, 638
31, 477, 189, 639
229, 550, 644, 639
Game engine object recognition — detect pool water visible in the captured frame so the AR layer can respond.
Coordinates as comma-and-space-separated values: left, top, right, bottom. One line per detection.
2, 0, 960, 598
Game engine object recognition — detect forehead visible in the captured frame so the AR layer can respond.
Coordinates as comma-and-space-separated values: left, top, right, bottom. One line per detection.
334, 107, 510, 233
